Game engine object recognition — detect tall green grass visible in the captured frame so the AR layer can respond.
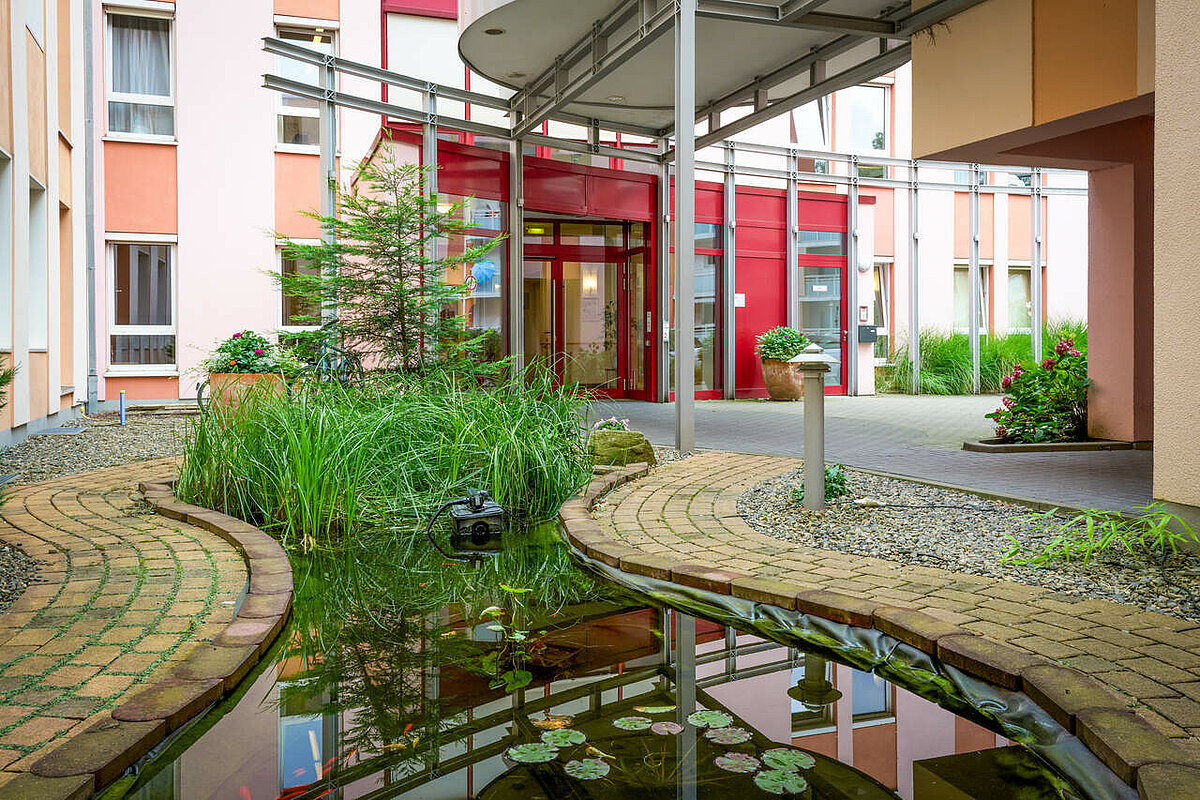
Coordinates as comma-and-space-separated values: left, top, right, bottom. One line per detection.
883, 320, 1087, 395
176, 369, 593, 550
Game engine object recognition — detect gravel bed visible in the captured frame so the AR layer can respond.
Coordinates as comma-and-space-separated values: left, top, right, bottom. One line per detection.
0, 409, 193, 485
652, 445, 690, 467
0, 539, 36, 614
739, 466, 1200, 622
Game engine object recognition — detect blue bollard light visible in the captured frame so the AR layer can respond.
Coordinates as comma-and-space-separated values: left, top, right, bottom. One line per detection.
119, 390, 126, 426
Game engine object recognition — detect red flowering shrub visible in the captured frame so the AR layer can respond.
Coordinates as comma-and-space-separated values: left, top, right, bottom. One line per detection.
986, 338, 1089, 443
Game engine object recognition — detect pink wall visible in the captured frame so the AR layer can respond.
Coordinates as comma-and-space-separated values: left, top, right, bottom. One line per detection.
103, 143, 177, 234
275, 153, 323, 239
275, 0, 339, 18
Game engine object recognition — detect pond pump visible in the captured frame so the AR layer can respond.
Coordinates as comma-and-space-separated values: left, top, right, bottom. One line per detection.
425, 489, 505, 562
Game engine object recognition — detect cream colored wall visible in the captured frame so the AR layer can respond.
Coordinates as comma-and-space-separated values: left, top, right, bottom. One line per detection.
0, 0, 10, 155
911, 0, 1032, 159
26, 30, 46, 185
1153, 0, 1200, 509
56, 0, 67, 133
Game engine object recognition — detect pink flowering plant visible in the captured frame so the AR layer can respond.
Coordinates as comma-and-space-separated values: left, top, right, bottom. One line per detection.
592, 416, 630, 432
986, 338, 1088, 443
205, 330, 301, 375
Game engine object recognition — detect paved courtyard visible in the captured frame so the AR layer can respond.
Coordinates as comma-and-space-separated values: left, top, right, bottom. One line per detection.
0, 459, 246, 778
594, 396, 1153, 511
590, 452, 1200, 756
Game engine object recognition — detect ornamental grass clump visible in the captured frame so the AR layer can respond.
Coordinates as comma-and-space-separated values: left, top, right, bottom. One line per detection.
986, 337, 1088, 443
176, 368, 592, 551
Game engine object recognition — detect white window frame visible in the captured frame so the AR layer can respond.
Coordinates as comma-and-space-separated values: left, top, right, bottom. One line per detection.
278, 243, 322, 333
872, 260, 892, 366
104, 8, 176, 143
1006, 262, 1034, 334
275, 26, 336, 153
952, 262, 992, 334
106, 236, 178, 375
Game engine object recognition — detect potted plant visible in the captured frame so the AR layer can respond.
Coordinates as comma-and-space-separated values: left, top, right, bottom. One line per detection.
204, 330, 298, 410
755, 326, 810, 401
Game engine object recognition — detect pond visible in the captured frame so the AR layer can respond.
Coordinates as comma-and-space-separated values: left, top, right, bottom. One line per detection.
117, 531, 1132, 800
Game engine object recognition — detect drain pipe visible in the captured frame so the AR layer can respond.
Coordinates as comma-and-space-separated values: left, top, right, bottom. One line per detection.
83, 0, 98, 414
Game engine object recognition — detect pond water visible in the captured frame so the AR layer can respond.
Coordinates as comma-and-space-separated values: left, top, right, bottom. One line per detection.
120, 535, 1130, 800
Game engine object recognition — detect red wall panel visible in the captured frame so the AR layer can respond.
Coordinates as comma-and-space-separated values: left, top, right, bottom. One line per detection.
588, 173, 655, 221
382, 0, 457, 19
798, 191, 847, 229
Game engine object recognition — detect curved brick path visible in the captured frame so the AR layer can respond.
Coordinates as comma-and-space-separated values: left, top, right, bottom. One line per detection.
0, 458, 247, 780
593, 452, 1200, 758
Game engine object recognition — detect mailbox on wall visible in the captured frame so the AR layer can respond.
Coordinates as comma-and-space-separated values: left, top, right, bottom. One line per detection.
857, 325, 879, 344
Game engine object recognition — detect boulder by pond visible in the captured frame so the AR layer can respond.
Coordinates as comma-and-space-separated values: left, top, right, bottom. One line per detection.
589, 429, 656, 467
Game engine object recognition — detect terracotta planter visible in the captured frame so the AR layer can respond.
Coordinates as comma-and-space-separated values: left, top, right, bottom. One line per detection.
207, 372, 285, 411
760, 358, 804, 401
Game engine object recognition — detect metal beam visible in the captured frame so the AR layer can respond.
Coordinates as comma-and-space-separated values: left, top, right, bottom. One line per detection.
657, 139, 671, 403
675, 0, 697, 454
511, 0, 675, 138
722, 143, 736, 399
847, 160, 859, 396
780, 0, 832, 22
969, 164, 981, 394
909, 162, 920, 394
1031, 168, 1044, 362
319, 55, 338, 326
508, 140, 524, 370
522, 132, 661, 164
688, 42, 911, 155
786, 149, 799, 328
696, 2, 897, 37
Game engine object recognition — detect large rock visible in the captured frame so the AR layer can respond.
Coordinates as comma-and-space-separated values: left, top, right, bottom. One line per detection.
589, 429, 656, 467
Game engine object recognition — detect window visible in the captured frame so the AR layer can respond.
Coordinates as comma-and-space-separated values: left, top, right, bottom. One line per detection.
668, 224, 723, 393
280, 254, 321, 330
1007, 266, 1033, 331
872, 262, 891, 362
953, 265, 990, 331
840, 85, 887, 155
276, 28, 334, 147
107, 13, 174, 137
851, 671, 894, 726
797, 230, 845, 256
109, 242, 175, 368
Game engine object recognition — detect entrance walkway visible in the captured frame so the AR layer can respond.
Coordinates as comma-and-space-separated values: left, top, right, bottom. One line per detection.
593, 396, 1153, 511
0, 460, 247, 778
589, 452, 1200, 756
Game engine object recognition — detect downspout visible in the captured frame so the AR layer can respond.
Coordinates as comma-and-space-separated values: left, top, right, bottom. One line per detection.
83, 0, 98, 414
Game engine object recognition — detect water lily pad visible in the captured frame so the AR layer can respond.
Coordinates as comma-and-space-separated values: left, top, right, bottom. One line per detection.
687, 710, 733, 728
634, 705, 677, 714
704, 726, 752, 744
541, 729, 586, 747
754, 769, 809, 795
564, 758, 611, 780
650, 721, 684, 735
507, 743, 559, 763
613, 716, 652, 731
761, 748, 816, 772
714, 752, 760, 773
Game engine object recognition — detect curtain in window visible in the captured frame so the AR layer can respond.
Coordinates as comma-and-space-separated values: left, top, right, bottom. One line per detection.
110, 16, 172, 135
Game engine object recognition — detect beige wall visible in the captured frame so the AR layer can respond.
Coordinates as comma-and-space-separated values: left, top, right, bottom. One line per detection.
0, 0, 10, 155
26, 30, 46, 185
56, 0, 69, 134
913, 0, 1148, 160
1154, 0, 1200, 509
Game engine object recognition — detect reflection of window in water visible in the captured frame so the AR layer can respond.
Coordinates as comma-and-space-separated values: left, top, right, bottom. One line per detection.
279, 687, 336, 791
851, 671, 895, 726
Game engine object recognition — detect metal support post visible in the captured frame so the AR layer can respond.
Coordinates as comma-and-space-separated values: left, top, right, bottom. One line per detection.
794, 344, 833, 511
722, 143, 737, 399
675, 611, 698, 800
908, 162, 920, 394
786, 150, 799, 328
422, 84, 439, 248
1031, 168, 1044, 361
968, 164, 981, 394
846, 159, 860, 396
319, 55, 339, 324
674, 0, 697, 454
508, 139, 525, 369
84, 0, 98, 414
657, 139, 672, 403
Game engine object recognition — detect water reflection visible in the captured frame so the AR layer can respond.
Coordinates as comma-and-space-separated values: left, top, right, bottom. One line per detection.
131, 599, 1093, 800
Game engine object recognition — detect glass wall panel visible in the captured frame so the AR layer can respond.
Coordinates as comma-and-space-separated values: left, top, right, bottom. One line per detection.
797, 264, 843, 387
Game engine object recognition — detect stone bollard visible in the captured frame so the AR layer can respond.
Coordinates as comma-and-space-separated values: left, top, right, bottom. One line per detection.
790, 344, 836, 511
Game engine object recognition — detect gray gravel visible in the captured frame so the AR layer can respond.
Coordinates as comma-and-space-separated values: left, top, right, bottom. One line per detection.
738, 466, 1200, 623
0, 539, 36, 613
0, 409, 192, 485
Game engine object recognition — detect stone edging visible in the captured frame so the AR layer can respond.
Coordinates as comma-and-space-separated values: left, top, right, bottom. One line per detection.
962, 437, 1134, 453
557, 463, 1200, 797
7, 480, 293, 800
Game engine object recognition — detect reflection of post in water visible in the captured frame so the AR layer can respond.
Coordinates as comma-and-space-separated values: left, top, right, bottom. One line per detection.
674, 611, 697, 800
787, 652, 843, 710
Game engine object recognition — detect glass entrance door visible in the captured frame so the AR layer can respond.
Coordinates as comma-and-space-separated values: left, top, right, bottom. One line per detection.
797, 263, 846, 391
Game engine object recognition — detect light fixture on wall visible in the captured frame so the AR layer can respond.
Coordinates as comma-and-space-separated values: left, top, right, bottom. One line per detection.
582, 266, 599, 298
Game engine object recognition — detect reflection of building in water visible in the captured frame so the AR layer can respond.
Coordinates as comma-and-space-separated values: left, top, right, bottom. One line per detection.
148, 609, 1058, 800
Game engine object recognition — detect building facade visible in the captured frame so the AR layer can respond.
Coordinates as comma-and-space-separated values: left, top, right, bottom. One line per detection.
0, 0, 85, 445
86, 0, 1087, 408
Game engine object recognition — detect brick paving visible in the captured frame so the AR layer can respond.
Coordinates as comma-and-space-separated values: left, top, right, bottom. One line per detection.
0, 458, 247, 780
598, 396, 1153, 511
591, 451, 1200, 758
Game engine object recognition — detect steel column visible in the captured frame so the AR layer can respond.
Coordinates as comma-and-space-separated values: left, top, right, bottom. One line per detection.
84, 0, 98, 414
657, 139, 672, 403
1031, 168, 1044, 361
319, 55, 339, 324
674, 0, 697, 453
908, 162, 920, 394
508, 139, 525, 370
786, 150, 799, 329
675, 612, 698, 800
846, 159, 859, 396
722, 143, 737, 399
968, 164, 981, 394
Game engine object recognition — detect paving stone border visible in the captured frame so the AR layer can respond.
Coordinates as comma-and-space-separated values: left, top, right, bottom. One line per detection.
6, 479, 292, 799
556, 461, 1200, 798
